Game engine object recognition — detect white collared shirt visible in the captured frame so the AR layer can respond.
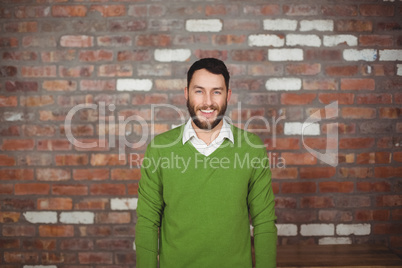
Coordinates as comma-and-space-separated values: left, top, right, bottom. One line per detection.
182, 119, 234, 156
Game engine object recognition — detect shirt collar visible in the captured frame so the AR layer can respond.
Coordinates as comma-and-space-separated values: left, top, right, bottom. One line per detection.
182, 118, 234, 145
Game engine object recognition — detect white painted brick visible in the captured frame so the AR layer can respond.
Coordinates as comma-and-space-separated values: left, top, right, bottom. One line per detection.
336, 223, 371, 236
268, 48, 303, 61
248, 34, 284, 47
300, 20, 334, 31
186, 19, 222, 32
300, 224, 334, 236
319, 237, 352, 245
286, 34, 321, 47
379, 49, 402, 61
343, 49, 377, 62
111, 198, 138, 210
117, 79, 152, 92
154, 49, 191, 62
277, 224, 297, 236
284, 122, 321, 136
24, 211, 57, 224
397, 64, 402, 76
59, 212, 94, 224
266, 78, 302, 91
23, 265, 57, 268
263, 19, 297, 31
323, 35, 358, 47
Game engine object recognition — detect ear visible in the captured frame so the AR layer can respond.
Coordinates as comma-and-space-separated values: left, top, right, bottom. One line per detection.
227, 88, 232, 102
184, 87, 189, 101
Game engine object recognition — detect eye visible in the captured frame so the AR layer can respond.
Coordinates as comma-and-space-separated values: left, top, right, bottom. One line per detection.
213, 90, 222, 95
195, 90, 202, 94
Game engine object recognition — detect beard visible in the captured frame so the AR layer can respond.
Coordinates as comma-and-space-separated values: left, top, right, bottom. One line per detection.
186, 98, 228, 130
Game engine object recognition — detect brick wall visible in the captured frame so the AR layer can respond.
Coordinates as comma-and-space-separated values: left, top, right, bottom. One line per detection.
1, 0, 401, 266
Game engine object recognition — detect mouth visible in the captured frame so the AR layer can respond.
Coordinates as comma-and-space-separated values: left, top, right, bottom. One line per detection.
199, 109, 215, 118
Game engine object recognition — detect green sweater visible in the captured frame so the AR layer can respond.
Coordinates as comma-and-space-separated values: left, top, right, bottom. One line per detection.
135, 124, 277, 268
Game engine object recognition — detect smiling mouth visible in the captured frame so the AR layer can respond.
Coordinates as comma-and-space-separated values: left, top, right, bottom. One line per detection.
200, 109, 214, 114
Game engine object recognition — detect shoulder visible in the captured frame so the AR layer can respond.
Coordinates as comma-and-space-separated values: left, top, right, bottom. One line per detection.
148, 124, 184, 149
231, 124, 265, 148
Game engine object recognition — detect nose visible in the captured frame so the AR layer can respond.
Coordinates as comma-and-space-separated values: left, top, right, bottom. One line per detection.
203, 91, 213, 107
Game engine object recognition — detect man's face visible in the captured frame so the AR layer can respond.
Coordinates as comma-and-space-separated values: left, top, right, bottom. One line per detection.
185, 68, 232, 130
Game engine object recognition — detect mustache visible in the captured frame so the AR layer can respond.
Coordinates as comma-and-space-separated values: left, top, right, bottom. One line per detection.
198, 104, 219, 110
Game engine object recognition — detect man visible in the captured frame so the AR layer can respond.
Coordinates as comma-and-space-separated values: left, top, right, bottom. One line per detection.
135, 58, 277, 268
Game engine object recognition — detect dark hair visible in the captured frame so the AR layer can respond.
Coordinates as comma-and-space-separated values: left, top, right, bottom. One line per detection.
187, 58, 230, 91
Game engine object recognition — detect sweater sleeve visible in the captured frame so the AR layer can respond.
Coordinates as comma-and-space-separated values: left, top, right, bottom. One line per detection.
135, 145, 164, 268
247, 146, 277, 268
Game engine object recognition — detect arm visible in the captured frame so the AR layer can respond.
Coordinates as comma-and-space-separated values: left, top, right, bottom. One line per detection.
135, 145, 164, 268
248, 147, 277, 268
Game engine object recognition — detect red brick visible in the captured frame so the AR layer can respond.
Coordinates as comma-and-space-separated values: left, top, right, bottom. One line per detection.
22, 66, 57, 77
15, 183, 50, 195
90, 154, 126, 166
39, 225, 74, 237
73, 169, 109, 181
281, 153, 317, 166
42, 80, 77, 91
286, 63, 321, 75
356, 93, 392, 104
55, 154, 88, 166
281, 93, 316, 105
336, 20, 373, 32
4, 251, 38, 263
325, 65, 358, 76
357, 182, 391, 192
60, 35, 93, 48
373, 223, 402, 235
265, 138, 299, 150
322, 123, 356, 135
60, 65, 94, 77
301, 196, 334, 208
271, 168, 298, 179
377, 195, 402, 207
394, 152, 402, 163
3, 51, 38, 61
303, 78, 337, 90
37, 139, 71, 151
319, 210, 353, 222
300, 167, 336, 179
127, 182, 139, 195
374, 167, 402, 178
283, 4, 318, 16
360, 4, 394, 16
305, 50, 342, 61
302, 137, 337, 150
341, 107, 376, 119
341, 78, 375, 90
231, 50, 266, 61
2, 225, 35, 237
0, 154, 16, 166
95, 212, 131, 224
212, 35, 246, 46
74, 198, 108, 210
60, 239, 94, 250
355, 210, 390, 221
79, 226, 111, 237
392, 209, 402, 221
0, 95, 18, 107
0, 169, 34, 181
79, 50, 113, 62
321, 5, 358, 16
90, 183, 126, 195
244, 4, 280, 15
111, 168, 141, 181
78, 252, 113, 264
36, 168, 70, 181
336, 196, 371, 208
276, 210, 316, 223
41, 50, 76, 63
37, 198, 73, 210
5, 81, 38, 92
281, 182, 316, 194
275, 197, 297, 208
52, 5, 87, 17
0, 37, 19, 47
4, 21, 37, 32
0, 183, 13, 194
379, 107, 400, 119
0, 212, 20, 223
340, 138, 375, 149
318, 93, 354, 105
359, 35, 393, 46
195, 49, 228, 61
96, 238, 132, 250
98, 63, 133, 76
52, 184, 88, 195
0, 238, 20, 249
319, 182, 354, 193
20, 95, 54, 107
90, 5, 126, 17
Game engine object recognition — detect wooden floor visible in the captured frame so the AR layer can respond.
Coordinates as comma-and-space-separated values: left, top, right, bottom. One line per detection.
277, 244, 402, 267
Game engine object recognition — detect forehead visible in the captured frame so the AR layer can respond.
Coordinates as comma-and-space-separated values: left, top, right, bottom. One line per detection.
189, 69, 226, 88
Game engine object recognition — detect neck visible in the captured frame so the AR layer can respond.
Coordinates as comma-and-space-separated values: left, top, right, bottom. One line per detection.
191, 120, 223, 145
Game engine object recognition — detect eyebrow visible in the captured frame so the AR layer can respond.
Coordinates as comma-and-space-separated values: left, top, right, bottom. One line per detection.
192, 85, 224, 90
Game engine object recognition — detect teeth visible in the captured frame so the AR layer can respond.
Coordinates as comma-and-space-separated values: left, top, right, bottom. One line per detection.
201, 109, 214, 113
